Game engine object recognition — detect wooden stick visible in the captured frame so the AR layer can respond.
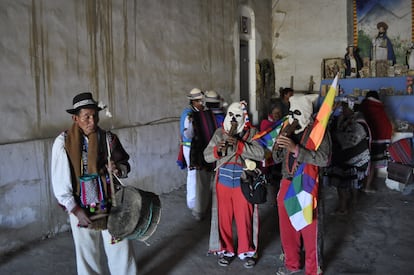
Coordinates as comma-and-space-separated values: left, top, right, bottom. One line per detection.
90, 213, 109, 220
106, 134, 117, 207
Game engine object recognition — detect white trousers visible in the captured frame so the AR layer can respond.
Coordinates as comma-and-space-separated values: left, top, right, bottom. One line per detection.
183, 146, 212, 214
69, 214, 138, 275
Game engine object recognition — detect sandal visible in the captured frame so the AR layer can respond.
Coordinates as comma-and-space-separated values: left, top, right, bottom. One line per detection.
364, 188, 377, 193
218, 255, 234, 267
243, 256, 256, 268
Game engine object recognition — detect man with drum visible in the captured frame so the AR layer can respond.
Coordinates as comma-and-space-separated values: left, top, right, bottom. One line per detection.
51, 92, 137, 274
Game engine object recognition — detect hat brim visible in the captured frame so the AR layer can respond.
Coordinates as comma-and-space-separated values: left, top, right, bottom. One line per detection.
187, 96, 204, 100
66, 105, 103, 114
205, 98, 221, 103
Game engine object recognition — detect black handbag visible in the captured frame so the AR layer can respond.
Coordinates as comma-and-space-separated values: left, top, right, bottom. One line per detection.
240, 168, 267, 204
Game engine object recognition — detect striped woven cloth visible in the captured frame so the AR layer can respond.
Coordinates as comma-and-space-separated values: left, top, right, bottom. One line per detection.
388, 138, 413, 165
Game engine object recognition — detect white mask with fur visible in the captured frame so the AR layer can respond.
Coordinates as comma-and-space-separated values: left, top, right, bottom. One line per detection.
223, 102, 245, 134
288, 94, 319, 134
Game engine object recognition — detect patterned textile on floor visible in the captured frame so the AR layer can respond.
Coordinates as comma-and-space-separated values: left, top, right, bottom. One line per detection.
388, 138, 413, 165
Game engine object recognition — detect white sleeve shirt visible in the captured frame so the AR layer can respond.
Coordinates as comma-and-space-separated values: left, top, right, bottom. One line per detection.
51, 133, 77, 213
183, 115, 194, 140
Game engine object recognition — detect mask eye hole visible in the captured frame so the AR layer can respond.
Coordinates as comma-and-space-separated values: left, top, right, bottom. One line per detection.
288, 110, 301, 117
228, 112, 242, 118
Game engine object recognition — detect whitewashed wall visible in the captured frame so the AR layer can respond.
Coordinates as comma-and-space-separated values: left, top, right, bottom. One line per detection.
0, 0, 272, 255
272, 0, 348, 93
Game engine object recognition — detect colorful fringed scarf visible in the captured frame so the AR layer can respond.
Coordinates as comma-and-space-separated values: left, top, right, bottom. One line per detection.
253, 116, 287, 151
240, 101, 251, 130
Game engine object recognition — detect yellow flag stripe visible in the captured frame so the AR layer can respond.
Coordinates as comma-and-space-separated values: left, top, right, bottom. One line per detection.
307, 75, 338, 150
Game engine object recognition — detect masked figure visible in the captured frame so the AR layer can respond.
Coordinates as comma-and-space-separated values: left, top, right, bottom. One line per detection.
273, 94, 332, 275
204, 102, 264, 269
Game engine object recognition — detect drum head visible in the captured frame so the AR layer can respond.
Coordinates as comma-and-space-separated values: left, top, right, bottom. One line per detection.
107, 186, 142, 239
128, 190, 161, 241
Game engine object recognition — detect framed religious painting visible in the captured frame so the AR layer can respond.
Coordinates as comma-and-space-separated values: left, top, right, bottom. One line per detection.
322, 58, 344, 79
353, 0, 413, 65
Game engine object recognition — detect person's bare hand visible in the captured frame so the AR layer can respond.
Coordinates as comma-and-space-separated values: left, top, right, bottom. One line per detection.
225, 136, 237, 146
106, 160, 120, 176
72, 206, 91, 227
217, 140, 226, 151
276, 135, 296, 153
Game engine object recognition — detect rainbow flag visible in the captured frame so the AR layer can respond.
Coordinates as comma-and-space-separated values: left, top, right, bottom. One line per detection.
284, 164, 319, 230
253, 116, 287, 151
306, 75, 338, 150
284, 75, 338, 231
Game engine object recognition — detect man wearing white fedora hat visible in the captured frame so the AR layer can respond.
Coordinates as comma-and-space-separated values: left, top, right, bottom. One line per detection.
205, 90, 227, 127
179, 88, 214, 221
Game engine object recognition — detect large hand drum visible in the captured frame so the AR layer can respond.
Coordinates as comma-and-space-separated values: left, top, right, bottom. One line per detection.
108, 186, 161, 242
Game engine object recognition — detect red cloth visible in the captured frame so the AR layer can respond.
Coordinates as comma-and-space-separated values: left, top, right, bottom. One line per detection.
260, 118, 274, 132
388, 138, 413, 165
278, 179, 320, 275
176, 139, 187, 169
217, 183, 255, 254
259, 115, 276, 132
360, 98, 392, 142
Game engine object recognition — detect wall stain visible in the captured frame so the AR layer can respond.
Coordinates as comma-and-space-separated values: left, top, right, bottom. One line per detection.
84, 0, 118, 119
74, 1, 81, 76
85, 0, 99, 96
123, 0, 129, 102
29, 0, 52, 133
133, 0, 137, 61
29, 0, 41, 132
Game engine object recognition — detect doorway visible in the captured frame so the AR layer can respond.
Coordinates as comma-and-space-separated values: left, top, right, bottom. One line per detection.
240, 39, 249, 106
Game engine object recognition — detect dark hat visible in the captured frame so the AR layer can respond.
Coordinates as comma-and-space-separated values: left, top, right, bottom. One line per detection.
66, 92, 103, 114
377, 21, 388, 30
366, 90, 379, 100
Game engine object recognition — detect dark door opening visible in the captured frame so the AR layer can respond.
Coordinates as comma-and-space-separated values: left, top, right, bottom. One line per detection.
240, 40, 249, 106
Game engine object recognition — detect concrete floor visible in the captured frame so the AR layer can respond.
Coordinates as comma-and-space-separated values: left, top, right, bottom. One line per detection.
1, 177, 414, 275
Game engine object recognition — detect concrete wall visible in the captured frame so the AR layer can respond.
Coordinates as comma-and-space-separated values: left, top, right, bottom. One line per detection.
272, 0, 348, 93
0, 0, 272, 255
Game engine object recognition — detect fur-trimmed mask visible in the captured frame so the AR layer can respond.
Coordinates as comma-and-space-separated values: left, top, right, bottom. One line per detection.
288, 94, 319, 134
223, 102, 245, 134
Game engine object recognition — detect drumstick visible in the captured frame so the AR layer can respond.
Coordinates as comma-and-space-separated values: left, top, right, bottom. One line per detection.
106, 134, 117, 207
112, 172, 127, 187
